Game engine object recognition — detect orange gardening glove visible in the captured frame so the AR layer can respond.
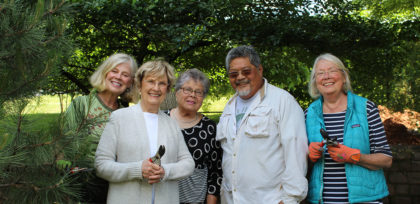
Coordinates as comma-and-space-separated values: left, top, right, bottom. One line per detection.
308, 142, 324, 163
327, 144, 361, 164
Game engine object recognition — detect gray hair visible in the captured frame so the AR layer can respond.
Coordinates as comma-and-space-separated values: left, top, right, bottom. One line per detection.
308, 53, 352, 99
225, 45, 261, 72
174, 68, 210, 97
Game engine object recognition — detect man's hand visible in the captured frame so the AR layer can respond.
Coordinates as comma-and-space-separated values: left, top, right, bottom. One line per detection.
141, 160, 165, 184
308, 142, 324, 163
327, 144, 361, 164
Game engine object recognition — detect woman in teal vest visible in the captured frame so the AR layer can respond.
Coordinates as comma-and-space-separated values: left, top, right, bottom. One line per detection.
305, 53, 392, 203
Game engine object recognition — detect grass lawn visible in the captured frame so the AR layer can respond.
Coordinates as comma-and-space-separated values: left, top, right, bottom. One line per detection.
1, 94, 228, 147
23, 94, 227, 115
26, 94, 74, 114
199, 96, 228, 123
0, 95, 72, 148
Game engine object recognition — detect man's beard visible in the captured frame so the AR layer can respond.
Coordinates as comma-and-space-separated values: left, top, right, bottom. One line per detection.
236, 79, 251, 97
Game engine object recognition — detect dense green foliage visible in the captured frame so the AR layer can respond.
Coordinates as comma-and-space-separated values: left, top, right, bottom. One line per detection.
50, 0, 419, 111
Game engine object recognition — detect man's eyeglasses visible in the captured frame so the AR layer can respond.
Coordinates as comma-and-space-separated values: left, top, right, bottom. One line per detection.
181, 87, 204, 97
228, 68, 253, 79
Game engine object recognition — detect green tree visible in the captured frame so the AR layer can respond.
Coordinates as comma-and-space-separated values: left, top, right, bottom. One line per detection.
355, 0, 419, 21
50, 0, 313, 96
217, 0, 419, 111
53, 0, 418, 111
0, 0, 88, 203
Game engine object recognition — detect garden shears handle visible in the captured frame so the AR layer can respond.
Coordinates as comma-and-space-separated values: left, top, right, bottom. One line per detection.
320, 128, 338, 147
149, 145, 165, 204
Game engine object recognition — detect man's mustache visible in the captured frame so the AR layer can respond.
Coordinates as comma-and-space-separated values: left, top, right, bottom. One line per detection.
235, 79, 250, 86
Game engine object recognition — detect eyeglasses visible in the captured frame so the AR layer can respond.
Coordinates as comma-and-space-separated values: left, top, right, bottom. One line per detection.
145, 79, 168, 88
315, 69, 342, 78
181, 87, 204, 97
228, 68, 253, 79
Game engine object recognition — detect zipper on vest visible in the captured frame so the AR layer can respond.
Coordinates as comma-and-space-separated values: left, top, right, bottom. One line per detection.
319, 153, 325, 204
319, 124, 326, 204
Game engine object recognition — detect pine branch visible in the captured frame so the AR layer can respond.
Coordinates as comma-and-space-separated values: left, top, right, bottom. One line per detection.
11, 111, 25, 155
1, 58, 53, 97
0, 182, 41, 191
0, 178, 64, 191
1, 73, 43, 97
16, 114, 23, 139
41, 33, 63, 45
43, 0, 66, 17
22, 140, 53, 149
4, 0, 67, 38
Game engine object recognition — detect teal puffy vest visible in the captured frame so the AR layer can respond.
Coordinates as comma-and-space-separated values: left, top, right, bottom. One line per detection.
306, 91, 389, 203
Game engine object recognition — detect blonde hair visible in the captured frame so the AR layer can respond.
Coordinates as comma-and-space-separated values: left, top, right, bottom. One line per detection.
133, 59, 176, 102
308, 53, 352, 99
90, 53, 138, 92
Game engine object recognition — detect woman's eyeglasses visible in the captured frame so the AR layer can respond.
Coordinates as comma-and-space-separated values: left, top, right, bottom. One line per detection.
181, 87, 204, 97
315, 69, 342, 79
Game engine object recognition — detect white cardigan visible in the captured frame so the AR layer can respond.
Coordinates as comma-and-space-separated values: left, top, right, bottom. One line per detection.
95, 103, 194, 204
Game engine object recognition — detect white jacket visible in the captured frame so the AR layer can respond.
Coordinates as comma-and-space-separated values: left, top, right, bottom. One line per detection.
216, 79, 308, 204
95, 104, 194, 204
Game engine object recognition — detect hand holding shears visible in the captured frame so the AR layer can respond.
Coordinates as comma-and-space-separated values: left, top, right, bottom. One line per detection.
308, 128, 338, 162
320, 128, 338, 147
142, 145, 166, 184
309, 129, 361, 164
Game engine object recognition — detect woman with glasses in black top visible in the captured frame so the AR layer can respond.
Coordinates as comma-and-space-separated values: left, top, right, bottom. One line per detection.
166, 68, 223, 204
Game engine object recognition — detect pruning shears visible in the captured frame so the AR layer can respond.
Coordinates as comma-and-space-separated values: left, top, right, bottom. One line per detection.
149, 145, 165, 204
149, 145, 165, 166
320, 128, 338, 147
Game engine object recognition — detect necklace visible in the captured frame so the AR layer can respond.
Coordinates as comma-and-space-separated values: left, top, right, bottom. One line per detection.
174, 108, 198, 124
98, 93, 118, 110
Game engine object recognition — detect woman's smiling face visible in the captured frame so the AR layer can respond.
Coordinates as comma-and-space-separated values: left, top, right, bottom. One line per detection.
139, 74, 168, 112
315, 59, 345, 97
176, 79, 205, 113
104, 62, 133, 95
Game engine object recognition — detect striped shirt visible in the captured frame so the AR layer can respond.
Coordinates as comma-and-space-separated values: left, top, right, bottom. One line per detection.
305, 100, 392, 203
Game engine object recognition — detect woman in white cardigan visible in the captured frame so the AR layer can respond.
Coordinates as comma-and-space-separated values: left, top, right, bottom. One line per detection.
95, 59, 195, 204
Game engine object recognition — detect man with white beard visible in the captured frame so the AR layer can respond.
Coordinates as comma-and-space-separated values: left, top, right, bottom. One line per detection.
216, 45, 308, 204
